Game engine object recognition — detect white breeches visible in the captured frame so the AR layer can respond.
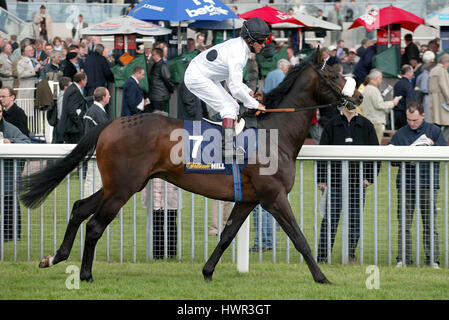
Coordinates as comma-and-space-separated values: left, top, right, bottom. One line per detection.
184, 64, 239, 120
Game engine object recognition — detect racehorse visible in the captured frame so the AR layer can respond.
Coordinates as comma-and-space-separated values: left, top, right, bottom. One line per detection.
20, 49, 362, 284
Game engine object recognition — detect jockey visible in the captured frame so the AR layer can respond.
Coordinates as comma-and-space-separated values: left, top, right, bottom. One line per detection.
184, 17, 269, 162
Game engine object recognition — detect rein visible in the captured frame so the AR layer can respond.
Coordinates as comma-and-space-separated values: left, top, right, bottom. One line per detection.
263, 103, 338, 113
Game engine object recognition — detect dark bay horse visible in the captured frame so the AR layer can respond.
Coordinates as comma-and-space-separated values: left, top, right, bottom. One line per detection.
20, 50, 362, 284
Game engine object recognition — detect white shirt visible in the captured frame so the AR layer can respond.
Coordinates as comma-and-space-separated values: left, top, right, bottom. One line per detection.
75, 82, 84, 96
93, 101, 106, 114
189, 37, 258, 109
132, 76, 145, 111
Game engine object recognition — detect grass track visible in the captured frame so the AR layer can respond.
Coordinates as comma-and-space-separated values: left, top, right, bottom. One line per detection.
1, 261, 448, 300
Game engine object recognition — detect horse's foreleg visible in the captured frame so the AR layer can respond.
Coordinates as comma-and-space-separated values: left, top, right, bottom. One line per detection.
39, 190, 103, 268
262, 193, 331, 284
79, 195, 126, 282
203, 202, 257, 282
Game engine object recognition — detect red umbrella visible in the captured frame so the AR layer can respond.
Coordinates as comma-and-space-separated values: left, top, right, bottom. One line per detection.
239, 6, 308, 27
348, 5, 424, 32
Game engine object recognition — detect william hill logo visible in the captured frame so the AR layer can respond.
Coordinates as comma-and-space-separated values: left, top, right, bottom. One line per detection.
186, 162, 225, 170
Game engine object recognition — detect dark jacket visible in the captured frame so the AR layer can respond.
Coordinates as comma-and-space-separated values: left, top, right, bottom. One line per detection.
58, 83, 93, 143
318, 113, 379, 185
353, 44, 377, 86
401, 42, 420, 66
326, 55, 340, 67
0, 118, 30, 196
390, 121, 448, 190
121, 76, 144, 117
61, 59, 79, 81
393, 77, 415, 113
84, 52, 114, 96
148, 59, 174, 102
3, 103, 29, 137
177, 80, 207, 121
40, 62, 60, 80
83, 102, 109, 134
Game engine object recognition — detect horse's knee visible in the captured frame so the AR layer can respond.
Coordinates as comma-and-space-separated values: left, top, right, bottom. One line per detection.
85, 220, 104, 244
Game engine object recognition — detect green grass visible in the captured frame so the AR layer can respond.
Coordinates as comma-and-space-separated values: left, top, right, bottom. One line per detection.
1, 261, 448, 300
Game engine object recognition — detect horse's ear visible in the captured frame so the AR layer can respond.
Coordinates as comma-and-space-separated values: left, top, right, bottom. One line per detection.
315, 45, 323, 66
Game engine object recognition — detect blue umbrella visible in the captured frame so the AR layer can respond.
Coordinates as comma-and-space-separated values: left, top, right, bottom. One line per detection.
129, 0, 239, 22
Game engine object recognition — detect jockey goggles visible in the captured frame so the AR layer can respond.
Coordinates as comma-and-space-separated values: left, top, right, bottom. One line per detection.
242, 23, 272, 45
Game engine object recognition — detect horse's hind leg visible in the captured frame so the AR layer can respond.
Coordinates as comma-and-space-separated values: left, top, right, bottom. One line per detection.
79, 195, 128, 282
39, 190, 103, 268
203, 202, 257, 282
262, 193, 331, 284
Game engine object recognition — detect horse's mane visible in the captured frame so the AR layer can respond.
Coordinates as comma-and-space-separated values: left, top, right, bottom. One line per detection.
263, 51, 317, 108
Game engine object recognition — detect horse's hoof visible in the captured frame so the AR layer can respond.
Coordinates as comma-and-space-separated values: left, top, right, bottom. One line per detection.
317, 277, 332, 285
203, 274, 213, 282
39, 256, 53, 268
80, 273, 94, 283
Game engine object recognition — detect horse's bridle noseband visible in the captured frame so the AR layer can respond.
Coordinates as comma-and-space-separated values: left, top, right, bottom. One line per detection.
311, 61, 358, 110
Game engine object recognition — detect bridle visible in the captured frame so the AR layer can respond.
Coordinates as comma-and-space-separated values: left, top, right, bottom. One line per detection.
310, 61, 357, 110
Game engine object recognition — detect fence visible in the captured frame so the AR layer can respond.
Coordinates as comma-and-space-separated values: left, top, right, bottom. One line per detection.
0, 144, 448, 269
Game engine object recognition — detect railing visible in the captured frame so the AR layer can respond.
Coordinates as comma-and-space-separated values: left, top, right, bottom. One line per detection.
0, 144, 448, 268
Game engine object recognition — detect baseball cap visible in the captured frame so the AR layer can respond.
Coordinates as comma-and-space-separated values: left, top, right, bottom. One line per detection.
328, 45, 337, 51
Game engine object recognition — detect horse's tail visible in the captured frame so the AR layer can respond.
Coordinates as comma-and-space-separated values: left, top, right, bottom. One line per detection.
20, 120, 113, 209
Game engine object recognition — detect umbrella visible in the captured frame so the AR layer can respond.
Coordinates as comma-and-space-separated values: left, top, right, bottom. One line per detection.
348, 5, 425, 32
270, 13, 341, 31
129, 0, 239, 54
239, 6, 308, 27
80, 15, 172, 36
188, 18, 244, 30
129, 0, 239, 22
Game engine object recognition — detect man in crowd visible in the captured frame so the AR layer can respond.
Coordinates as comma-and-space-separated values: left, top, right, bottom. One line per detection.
264, 59, 291, 94
390, 102, 447, 269
428, 53, 449, 142
121, 66, 146, 117
0, 86, 29, 137
317, 99, 379, 264
393, 64, 416, 130
61, 51, 81, 81
342, 48, 358, 75
147, 47, 173, 113
361, 69, 399, 143
0, 43, 13, 79
58, 72, 92, 144
0, 103, 31, 243
40, 51, 62, 81
83, 87, 110, 197
401, 34, 420, 67
84, 43, 114, 96
16, 44, 40, 99
72, 14, 88, 42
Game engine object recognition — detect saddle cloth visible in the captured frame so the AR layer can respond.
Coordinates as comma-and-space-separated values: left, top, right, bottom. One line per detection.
183, 119, 257, 175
